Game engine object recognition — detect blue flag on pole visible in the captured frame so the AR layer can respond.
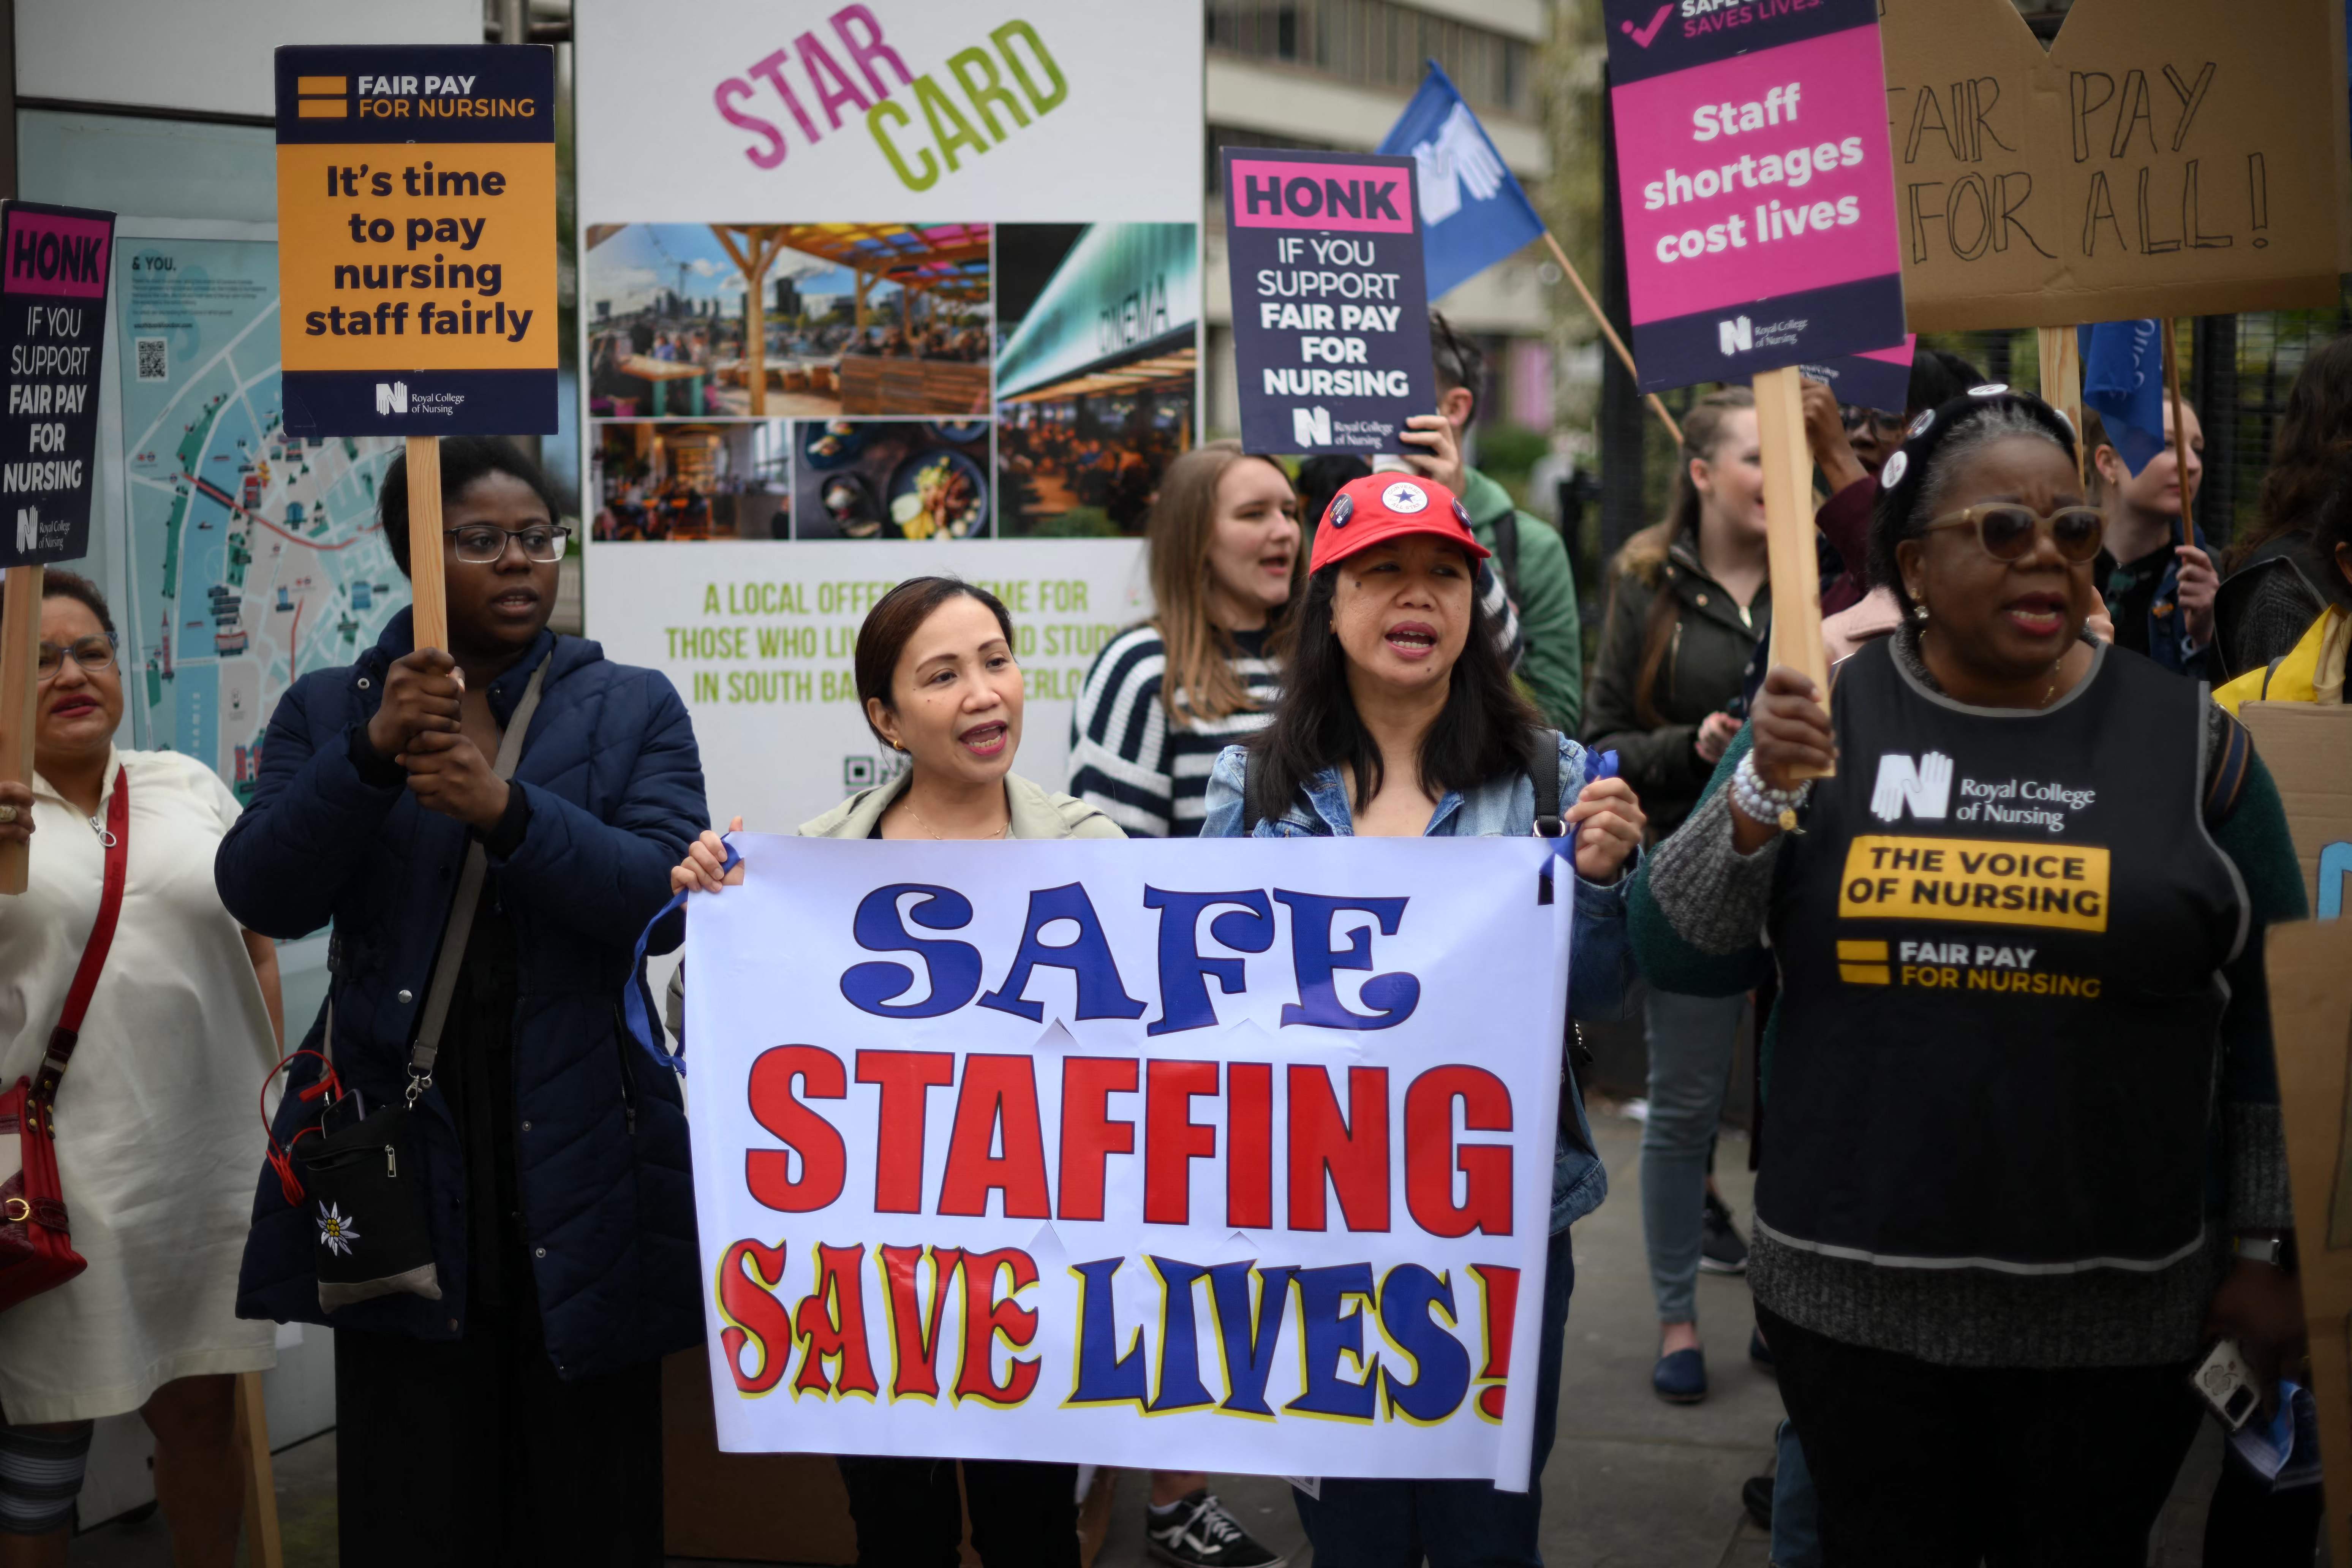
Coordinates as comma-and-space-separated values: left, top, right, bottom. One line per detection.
2076, 319, 2168, 476
1377, 62, 1547, 301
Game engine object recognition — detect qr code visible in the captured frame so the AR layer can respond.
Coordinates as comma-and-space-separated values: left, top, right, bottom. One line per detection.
135, 338, 167, 382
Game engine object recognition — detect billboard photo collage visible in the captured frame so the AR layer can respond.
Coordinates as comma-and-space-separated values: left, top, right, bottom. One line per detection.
583, 221, 1200, 544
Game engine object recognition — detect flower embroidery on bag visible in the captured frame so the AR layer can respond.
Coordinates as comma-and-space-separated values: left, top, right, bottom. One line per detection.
317, 1201, 361, 1257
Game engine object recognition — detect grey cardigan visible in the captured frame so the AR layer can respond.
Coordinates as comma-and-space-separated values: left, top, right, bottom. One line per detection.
664, 770, 1122, 1039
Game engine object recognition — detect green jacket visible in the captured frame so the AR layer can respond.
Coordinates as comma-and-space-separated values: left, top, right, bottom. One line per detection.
1462, 466, 1582, 733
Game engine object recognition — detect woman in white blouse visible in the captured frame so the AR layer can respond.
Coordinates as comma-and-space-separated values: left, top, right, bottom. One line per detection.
0, 571, 281, 1565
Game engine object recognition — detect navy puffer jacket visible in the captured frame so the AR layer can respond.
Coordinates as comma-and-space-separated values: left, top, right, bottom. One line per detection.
219, 610, 707, 1379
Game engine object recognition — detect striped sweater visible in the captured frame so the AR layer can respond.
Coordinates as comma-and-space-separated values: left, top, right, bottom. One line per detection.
1067, 570, 1525, 838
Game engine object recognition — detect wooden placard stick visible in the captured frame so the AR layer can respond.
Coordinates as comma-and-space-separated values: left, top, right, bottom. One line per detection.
1536, 230, 1682, 448
0, 566, 42, 896
404, 436, 447, 655
234, 1369, 285, 1568
2036, 326, 2085, 486
2161, 318, 2188, 550
1753, 365, 1832, 775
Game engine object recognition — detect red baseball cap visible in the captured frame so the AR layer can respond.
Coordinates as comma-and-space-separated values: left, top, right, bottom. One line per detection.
1310, 472, 1490, 574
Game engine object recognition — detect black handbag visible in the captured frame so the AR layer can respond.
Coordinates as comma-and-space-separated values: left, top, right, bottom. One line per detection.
267, 656, 548, 1313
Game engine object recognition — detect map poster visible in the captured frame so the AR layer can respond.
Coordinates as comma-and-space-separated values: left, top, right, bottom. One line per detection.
1222, 149, 1432, 455
0, 200, 113, 567
274, 45, 559, 436
114, 230, 406, 793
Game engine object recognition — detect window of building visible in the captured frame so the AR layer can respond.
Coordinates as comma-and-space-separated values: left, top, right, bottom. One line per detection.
1205, 0, 1535, 118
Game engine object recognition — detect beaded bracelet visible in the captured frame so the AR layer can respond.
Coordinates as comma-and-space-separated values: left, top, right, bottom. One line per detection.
1731, 751, 1810, 833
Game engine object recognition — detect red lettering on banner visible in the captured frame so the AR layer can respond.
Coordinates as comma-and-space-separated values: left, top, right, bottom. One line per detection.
880, 1244, 959, 1401
855, 1050, 954, 1212
715, 1238, 793, 1395
1404, 1065, 1515, 1238
938, 1055, 1051, 1217
746, 1045, 848, 1212
792, 1242, 880, 1398
1288, 1065, 1391, 1232
1056, 1057, 1138, 1221
953, 1246, 1042, 1405
1469, 1263, 1520, 1422
1226, 1061, 1273, 1228
1146, 1060, 1219, 1225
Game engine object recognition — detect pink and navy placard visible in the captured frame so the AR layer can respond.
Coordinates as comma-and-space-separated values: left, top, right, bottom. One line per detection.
1604, 0, 1905, 393
1222, 148, 1433, 456
0, 200, 114, 568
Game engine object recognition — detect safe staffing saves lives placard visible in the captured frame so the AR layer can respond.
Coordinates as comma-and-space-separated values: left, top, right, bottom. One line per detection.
1603, 0, 1906, 392
275, 45, 558, 436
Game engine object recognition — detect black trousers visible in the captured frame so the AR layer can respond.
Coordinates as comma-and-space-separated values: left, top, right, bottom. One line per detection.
835, 1455, 1080, 1568
333, 1307, 662, 1568
1761, 1306, 2202, 1567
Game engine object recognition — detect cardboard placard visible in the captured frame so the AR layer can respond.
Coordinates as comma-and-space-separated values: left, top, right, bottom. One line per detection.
273, 45, 559, 436
0, 201, 113, 569
1879, 0, 2352, 332
1601, 0, 1907, 392
2265, 918, 2352, 1566
1222, 149, 1434, 454
2241, 702, 2352, 918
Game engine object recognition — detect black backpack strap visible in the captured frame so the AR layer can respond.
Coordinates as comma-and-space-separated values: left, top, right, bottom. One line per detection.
1491, 509, 1523, 607
1530, 727, 1565, 837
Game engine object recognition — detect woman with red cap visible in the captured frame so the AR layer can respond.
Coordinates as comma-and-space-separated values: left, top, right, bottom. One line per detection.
1201, 471, 1645, 1565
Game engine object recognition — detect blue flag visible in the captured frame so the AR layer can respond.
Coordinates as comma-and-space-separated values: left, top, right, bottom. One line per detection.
1377, 62, 1547, 301
2076, 319, 2168, 476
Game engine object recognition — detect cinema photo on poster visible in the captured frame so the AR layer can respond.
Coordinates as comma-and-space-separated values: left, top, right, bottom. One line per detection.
994, 222, 1199, 537
585, 222, 991, 421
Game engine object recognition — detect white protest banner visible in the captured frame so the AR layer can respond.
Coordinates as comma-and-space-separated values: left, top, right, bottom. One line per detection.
683, 835, 1571, 1487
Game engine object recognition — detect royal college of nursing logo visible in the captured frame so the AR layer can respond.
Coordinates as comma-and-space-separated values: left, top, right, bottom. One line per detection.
1869, 751, 1954, 822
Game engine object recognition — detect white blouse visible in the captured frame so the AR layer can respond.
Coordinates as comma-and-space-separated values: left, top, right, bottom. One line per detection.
0, 748, 277, 1423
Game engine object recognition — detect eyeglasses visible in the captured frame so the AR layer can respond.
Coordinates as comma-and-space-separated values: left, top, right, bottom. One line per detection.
36, 637, 117, 680
445, 523, 571, 564
1842, 406, 1907, 438
1921, 503, 2106, 564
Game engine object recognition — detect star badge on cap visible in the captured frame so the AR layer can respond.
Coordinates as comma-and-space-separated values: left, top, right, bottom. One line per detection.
1381, 481, 1429, 514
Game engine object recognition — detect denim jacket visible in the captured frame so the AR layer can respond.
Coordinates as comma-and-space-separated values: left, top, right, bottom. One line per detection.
1201, 736, 1631, 1233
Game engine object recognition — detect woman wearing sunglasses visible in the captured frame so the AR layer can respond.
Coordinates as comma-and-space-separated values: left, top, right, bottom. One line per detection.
0, 572, 281, 1567
1628, 389, 2307, 1562
217, 438, 709, 1566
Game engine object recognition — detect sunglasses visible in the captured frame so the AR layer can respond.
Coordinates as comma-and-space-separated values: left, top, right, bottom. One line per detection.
1841, 406, 1907, 438
1921, 503, 2105, 564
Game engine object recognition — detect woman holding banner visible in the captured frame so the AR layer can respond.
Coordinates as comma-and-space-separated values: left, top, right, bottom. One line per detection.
1584, 387, 1769, 1403
218, 438, 708, 1567
1629, 388, 2308, 1562
1197, 471, 1644, 1564
0, 571, 281, 1567
671, 575, 1113, 1567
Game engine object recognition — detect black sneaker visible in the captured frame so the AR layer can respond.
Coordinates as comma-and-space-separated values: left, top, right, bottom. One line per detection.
1741, 1473, 1774, 1530
1145, 1491, 1285, 1568
1700, 1192, 1749, 1275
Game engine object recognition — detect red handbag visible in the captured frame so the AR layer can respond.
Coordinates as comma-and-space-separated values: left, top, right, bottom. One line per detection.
0, 767, 128, 1312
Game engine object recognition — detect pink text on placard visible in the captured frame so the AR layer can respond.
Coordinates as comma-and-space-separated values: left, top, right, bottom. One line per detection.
1229, 159, 1415, 233
4, 211, 110, 300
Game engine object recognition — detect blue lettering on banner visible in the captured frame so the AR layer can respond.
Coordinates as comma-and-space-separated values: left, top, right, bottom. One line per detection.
979, 882, 1149, 1022
1275, 891, 1421, 1030
1144, 888, 1276, 1036
840, 883, 983, 1018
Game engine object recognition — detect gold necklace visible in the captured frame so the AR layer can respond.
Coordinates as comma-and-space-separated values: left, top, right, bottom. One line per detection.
901, 799, 1008, 840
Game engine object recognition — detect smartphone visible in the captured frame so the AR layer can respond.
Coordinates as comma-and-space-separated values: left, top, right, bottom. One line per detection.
2192, 1338, 2261, 1432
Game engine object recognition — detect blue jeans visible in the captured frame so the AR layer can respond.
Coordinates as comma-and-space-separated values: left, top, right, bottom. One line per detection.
1290, 1227, 1574, 1567
1638, 987, 1747, 1323
1771, 1419, 1821, 1568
